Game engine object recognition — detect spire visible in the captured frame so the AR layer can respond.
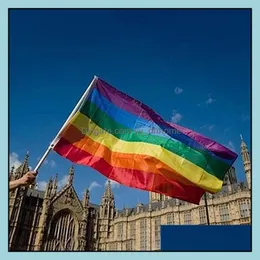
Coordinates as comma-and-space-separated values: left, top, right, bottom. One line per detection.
9, 165, 15, 180
15, 151, 30, 177
10, 165, 15, 174
82, 189, 90, 221
23, 151, 29, 169
83, 189, 90, 208
44, 177, 53, 199
68, 165, 74, 185
240, 134, 249, 150
240, 134, 248, 149
22, 151, 29, 170
100, 179, 115, 219
52, 173, 58, 194
103, 179, 113, 198
54, 173, 58, 185
240, 135, 251, 189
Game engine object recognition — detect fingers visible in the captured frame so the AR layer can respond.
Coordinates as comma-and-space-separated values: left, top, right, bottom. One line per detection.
25, 171, 37, 183
28, 173, 36, 179
28, 171, 38, 176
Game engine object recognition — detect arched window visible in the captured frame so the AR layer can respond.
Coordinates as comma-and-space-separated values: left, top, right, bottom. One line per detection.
46, 210, 77, 251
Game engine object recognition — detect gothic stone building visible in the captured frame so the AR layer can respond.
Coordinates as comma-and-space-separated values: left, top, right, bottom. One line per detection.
9, 136, 251, 251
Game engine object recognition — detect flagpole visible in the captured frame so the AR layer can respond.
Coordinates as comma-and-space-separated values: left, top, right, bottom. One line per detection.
204, 193, 210, 225
33, 75, 98, 173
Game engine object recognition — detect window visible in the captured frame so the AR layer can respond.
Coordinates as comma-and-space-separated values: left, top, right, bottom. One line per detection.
184, 211, 192, 224
239, 200, 250, 218
154, 216, 161, 249
24, 210, 34, 227
32, 232, 36, 247
166, 213, 174, 225
117, 223, 123, 240
17, 229, 30, 248
219, 204, 229, 223
46, 210, 76, 251
35, 212, 40, 227
130, 222, 136, 239
199, 207, 207, 224
140, 219, 147, 250
126, 240, 132, 251
109, 243, 116, 251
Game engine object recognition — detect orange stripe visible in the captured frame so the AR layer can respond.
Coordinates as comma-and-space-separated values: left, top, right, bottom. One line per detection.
61, 123, 201, 188
53, 137, 205, 204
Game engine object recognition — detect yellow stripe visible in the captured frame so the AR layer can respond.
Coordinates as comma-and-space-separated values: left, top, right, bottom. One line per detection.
69, 111, 223, 192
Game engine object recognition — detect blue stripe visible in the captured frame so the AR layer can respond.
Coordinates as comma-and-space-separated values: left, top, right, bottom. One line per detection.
85, 88, 232, 166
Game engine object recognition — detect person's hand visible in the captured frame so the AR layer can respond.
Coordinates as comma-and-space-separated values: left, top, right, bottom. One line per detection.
19, 171, 37, 186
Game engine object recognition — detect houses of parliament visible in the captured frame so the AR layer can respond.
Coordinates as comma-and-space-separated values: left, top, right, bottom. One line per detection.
8, 136, 251, 251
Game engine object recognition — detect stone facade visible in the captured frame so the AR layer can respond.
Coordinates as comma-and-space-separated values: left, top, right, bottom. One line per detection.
8, 137, 251, 251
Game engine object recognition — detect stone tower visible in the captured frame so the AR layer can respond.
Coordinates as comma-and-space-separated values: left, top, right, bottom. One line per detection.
149, 192, 171, 203
78, 188, 89, 250
149, 192, 162, 203
9, 152, 30, 250
34, 165, 90, 251
98, 180, 115, 250
240, 134, 251, 189
34, 177, 53, 250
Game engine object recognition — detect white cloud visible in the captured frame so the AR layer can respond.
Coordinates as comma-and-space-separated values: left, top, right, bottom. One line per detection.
105, 179, 120, 189
37, 174, 69, 191
37, 156, 48, 165
37, 181, 48, 191
198, 94, 216, 107
89, 181, 101, 191
224, 127, 230, 132
10, 152, 32, 172
50, 160, 56, 168
206, 97, 216, 105
44, 160, 49, 165
224, 127, 231, 135
171, 110, 183, 123
208, 125, 215, 131
200, 124, 215, 131
9, 152, 22, 170
241, 113, 250, 122
58, 175, 69, 189
37, 157, 56, 168
227, 141, 236, 152
174, 87, 183, 95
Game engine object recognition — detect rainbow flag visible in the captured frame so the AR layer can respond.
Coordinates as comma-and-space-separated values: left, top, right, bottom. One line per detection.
53, 78, 238, 204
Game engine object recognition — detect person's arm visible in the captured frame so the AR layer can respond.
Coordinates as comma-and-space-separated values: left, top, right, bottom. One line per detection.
9, 179, 23, 191
9, 171, 37, 191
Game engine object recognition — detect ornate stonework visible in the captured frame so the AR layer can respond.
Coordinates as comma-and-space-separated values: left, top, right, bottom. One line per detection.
8, 138, 251, 251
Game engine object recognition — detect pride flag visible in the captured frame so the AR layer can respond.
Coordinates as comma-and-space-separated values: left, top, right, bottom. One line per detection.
53, 78, 238, 204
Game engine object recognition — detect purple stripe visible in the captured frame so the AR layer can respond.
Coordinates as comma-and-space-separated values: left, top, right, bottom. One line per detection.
95, 78, 237, 160
168, 123, 237, 160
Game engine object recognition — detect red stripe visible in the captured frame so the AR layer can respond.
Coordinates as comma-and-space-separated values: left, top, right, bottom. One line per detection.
54, 137, 205, 204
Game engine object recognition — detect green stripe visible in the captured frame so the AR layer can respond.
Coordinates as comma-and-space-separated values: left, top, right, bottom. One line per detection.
81, 100, 230, 180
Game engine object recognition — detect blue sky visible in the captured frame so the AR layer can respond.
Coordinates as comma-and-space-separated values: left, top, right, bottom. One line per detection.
9, 9, 251, 209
